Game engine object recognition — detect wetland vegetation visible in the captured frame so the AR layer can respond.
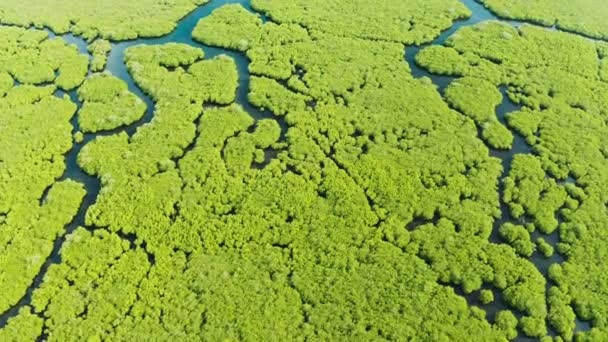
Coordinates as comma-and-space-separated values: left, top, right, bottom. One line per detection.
0, 0, 607, 341
479, 0, 608, 40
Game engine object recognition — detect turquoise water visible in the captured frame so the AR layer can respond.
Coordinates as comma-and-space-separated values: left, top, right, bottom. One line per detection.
0, 0, 593, 338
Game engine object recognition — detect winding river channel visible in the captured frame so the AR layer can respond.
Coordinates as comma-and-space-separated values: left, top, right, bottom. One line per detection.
0, 0, 596, 339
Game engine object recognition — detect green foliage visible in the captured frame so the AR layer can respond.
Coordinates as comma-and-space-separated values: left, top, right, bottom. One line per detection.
88, 39, 111, 72
537, 237, 554, 257
504, 155, 567, 234
223, 118, 281, 172
480, 0, 608, 40
0, 179, 86, 315
26, 3, 580, 340
495, 310, 518, 340
417, 22, 599, 85
0, 72, 12, 97
0, 307, 43, 341
192, 4, 263, 51
482, 121, 514, 150
251, 0, 471, 44
124, 44, 237, 104
499, 223, 534, 257
0, 26, 87, 327
598, 62, 608, 83
195, 6, 430, 105
419, 20, 608, 340
73, 131, 84, 144
479, 289, 495, 304
29, 4, 530, 339
77, 73, 146, 133
248, 76, 311, 115
576, 328, 608, 341
30, 227, 150, 341
520, 315, 547, 338
0, 82, 86, 314
444, 76, 513, 149
1, 1, 606, 340
411, 219, 547, 330
78, 44, 239, 242
50, 32, 508, 338
445, 77, 503, 123
0, 27, 87, 90
0, 0, 210, 40
547, 286, 576, 340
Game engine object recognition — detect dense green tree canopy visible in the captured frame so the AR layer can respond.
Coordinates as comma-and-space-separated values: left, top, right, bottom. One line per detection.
0, 0, 209, 40
0, 27, 87, 90
88, 39, 111, 72
250, 0, 471, 44
480, 0, 608, 40
0, 22, 132, 341
0, 0, 607, 341
77, 73, 146, 133
444, 77, 513, 149
418, 20, 608, 340
0, 34, 86, 317
9, 3, 558, 340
